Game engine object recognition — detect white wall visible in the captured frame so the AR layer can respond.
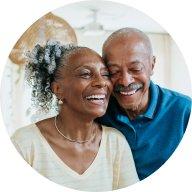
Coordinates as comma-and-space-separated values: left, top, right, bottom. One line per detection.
169, 38, 191, 95
76, 30, 192, 95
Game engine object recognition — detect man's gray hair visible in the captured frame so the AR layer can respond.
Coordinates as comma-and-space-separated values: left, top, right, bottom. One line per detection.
102, 27, 153, 56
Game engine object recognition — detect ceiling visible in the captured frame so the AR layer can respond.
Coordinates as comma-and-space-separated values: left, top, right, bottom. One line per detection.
52, 1, 166, 34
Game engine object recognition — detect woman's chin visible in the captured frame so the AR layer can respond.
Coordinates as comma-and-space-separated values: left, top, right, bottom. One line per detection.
87, 109, 106, 119
84, 104, 108, 119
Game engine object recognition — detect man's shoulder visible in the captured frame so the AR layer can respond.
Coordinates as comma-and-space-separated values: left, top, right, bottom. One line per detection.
153, 83, 191, 131
157, 84, 191, 106
154, 84, 191, 124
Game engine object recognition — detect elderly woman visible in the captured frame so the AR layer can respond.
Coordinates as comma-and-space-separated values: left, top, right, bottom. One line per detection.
11, 41, 139, 191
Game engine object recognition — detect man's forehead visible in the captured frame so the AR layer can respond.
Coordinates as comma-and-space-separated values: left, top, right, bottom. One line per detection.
104, 39, 149, 55
107, 34, 145, 46
103, 30, 152, 56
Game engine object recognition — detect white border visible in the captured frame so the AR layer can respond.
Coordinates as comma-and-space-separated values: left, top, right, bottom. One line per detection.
0, 0, 191, 191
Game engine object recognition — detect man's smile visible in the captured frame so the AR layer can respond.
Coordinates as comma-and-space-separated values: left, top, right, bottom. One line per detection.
114, 83, 143, 97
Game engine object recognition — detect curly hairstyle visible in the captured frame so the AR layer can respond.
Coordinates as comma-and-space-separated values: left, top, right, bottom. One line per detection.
25, 40, 83, 112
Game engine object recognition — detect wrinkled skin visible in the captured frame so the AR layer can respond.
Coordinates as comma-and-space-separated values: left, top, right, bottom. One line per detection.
103, 34, 155, 119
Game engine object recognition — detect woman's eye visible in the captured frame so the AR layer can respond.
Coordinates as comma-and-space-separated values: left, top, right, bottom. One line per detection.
80, 73, 91, 79
102, 72, 110, 77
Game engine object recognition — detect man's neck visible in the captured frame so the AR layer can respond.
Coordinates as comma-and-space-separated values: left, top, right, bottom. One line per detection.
125, 107, 146, 120
125, 89, 150, 120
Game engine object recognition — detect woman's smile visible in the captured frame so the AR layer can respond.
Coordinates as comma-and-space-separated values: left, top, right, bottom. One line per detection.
54, 48, 112, 118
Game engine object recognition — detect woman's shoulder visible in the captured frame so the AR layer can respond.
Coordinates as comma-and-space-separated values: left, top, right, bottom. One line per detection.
11, 123, 39, 144
102, 125, 125, 137
11, 117, 53, 141
101, 125, 132, 161
102, 125, 127, 146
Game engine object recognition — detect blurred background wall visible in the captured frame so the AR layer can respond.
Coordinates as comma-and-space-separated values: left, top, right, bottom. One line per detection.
1, 1, 191, 136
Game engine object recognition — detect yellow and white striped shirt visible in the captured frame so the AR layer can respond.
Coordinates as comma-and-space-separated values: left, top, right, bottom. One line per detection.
11, 124, 139, 191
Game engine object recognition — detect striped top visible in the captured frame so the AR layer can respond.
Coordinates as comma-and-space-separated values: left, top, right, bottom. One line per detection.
11, 124, 139, 191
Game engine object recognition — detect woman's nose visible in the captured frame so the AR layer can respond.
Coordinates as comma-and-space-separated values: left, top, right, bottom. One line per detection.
91, 75, 107, 88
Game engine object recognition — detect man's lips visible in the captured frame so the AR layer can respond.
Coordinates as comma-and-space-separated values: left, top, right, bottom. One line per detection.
114, 83, 143, 96
119, 90, 138, 96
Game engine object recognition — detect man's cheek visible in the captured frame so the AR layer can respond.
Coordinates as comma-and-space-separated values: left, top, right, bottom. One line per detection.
110, 78, 117, 86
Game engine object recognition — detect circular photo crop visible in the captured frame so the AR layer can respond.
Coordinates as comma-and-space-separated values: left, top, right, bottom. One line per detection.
1, 1, 191, 191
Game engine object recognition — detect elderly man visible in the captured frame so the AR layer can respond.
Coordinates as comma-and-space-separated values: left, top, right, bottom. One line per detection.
99, 28, 191, 180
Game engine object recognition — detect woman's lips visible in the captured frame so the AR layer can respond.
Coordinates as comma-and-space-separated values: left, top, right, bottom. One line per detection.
85, 94, 105, 100
85, 94, 106, 105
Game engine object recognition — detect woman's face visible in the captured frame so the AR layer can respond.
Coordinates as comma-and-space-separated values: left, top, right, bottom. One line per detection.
53, 49, 112, 118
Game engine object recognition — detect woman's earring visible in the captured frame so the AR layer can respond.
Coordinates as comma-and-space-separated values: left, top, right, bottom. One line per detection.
58, 99, 63, 105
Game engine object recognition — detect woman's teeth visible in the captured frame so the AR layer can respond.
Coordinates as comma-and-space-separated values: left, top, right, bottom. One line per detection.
86, 94, 105, 100
85, 94, 106, 105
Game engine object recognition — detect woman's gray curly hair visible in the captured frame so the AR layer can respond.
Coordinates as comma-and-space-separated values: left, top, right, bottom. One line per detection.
25, 40, 81, 112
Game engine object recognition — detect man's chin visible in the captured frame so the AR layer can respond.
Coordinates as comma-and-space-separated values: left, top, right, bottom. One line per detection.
119, 102, 140, 111
115, 95, 140, 110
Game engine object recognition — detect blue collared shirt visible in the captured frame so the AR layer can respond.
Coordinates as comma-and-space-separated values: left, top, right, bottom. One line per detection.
98, 81, 191, 180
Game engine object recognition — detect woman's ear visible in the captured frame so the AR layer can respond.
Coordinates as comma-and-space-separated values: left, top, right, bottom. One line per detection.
51, 82, 63, 99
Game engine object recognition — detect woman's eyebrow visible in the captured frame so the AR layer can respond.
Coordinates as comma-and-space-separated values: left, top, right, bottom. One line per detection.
65, 64, 89, 71
74, 65, 93, 71
75, 62, 107, 70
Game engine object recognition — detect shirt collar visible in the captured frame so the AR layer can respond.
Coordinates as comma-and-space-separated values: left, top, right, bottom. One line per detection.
143, 81, 159, 119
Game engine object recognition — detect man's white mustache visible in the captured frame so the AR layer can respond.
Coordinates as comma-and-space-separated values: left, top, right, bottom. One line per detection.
114, 83, 143, 92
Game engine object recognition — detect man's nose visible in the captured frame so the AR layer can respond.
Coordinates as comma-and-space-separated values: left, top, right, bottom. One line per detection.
119, 72, 134, 86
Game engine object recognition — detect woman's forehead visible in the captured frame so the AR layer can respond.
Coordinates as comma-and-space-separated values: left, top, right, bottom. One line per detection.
66, 49, 103, 67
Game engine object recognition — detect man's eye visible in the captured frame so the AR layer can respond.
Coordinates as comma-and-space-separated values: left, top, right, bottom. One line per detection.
110, 71, 120, 76
133, 68, 141, 71
131, 68, 142, 73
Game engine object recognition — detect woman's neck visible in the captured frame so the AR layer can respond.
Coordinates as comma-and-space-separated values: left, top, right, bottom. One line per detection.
56, 108, 98, 141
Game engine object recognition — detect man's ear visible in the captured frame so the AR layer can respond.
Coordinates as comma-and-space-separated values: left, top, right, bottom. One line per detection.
150, 56, 156, 76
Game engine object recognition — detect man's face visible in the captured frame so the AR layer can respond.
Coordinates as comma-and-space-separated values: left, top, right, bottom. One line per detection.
103, 37, 155, 111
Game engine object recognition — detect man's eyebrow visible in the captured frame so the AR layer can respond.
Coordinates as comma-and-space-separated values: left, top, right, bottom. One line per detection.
130, 60, 141, 65
106, 62, 119, 67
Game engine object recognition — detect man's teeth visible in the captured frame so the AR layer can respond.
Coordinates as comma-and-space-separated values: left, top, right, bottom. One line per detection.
86, 94, 105, 100
120, 90, 137, 96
